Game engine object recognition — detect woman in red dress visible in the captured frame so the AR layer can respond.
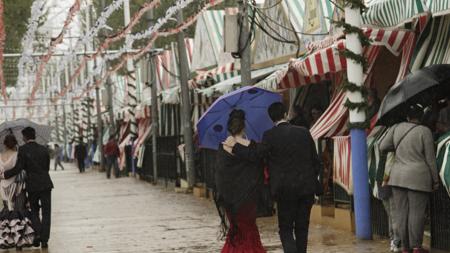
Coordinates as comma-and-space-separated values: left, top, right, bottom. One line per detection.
214, 109, 266, 253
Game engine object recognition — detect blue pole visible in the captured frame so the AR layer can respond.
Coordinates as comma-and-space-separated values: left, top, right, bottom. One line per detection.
351, 128, 372, 239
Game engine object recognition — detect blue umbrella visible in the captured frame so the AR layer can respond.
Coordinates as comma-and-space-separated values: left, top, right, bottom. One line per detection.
197, 86, 282, 150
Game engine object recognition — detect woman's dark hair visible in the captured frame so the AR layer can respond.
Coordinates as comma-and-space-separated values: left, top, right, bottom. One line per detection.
4, 134, 18, 150
227, 109, 246, 136
407, 103, 425, 121
268, 102, 286, 122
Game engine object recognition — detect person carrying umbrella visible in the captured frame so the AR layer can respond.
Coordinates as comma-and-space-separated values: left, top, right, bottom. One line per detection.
0, 127, 53, 249
379, 104, 439, 253
224, 102, 322, 253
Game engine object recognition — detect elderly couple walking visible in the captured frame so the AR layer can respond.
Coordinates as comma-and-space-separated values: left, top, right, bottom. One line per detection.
214, 102, 322, 253
0, 127, 53, 250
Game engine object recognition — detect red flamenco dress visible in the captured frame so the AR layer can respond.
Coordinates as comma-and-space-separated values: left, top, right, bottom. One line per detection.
221, 202, 266, 253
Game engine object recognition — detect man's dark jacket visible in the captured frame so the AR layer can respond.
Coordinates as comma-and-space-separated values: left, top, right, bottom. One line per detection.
233, 122, 321, 197
5, 141, 54, 192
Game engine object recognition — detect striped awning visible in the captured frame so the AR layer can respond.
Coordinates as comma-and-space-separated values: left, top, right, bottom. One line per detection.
425, 0, 450, 16
281, 0, 336, 40
190, 62, 239, 88
155, 38, 194, 92
333, 136, 353, 194
196, 64, 285, 97
191, 10, 235, 70
410, 14, 450, 70
135, 104, 151, 119
362, 0, 428, 27
278, 27, 414, 89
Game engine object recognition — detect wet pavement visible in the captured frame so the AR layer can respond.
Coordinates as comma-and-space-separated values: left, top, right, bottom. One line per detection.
6, 162, 446, 253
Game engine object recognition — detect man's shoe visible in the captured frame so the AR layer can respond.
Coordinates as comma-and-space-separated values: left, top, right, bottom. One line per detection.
41, 242, 48, 248
33, 239, 40, 247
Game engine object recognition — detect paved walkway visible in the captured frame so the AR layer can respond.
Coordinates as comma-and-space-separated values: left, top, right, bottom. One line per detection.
6, 162, 445, 253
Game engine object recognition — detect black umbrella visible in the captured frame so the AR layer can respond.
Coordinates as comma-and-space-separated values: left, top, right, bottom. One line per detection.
377, 64, 450, 125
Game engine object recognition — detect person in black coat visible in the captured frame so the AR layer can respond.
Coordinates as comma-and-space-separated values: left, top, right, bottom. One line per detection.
0, 127, 53, 248
223, 102, 322, 253
74, 139, 87, 173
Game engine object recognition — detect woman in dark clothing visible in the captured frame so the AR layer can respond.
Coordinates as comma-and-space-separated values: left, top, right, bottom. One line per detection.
214, 109, 266, 253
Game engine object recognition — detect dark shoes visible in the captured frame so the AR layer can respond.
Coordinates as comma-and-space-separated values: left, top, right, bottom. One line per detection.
33, 239, 41, 247
33, 238, 49, 248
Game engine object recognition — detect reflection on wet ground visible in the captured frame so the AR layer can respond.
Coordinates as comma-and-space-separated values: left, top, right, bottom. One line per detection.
1, 163, 444, 253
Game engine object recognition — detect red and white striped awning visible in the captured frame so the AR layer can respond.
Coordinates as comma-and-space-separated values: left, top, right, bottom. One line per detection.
278, 27, 414, 89
133, 118, 151, 157
190, 62, 238, 88
135, 105, 151, 119
333, 135, 353, 194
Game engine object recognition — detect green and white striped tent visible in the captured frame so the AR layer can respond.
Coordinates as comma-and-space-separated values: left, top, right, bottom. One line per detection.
362, 0, 450, 26
426, 0, 450, 16
191, 10, 235, 71
362, 0, 428, 27
252, 0, 336, 65
436, 131, 450, 197
410, 14, 450, 70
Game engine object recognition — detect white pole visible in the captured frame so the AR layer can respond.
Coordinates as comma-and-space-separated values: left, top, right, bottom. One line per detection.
123, 0, 138, 142
345, 4, 372, 239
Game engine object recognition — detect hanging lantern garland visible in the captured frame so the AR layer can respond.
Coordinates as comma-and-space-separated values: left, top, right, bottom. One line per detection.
57, 0, 206, 101
104, 0, 206, 62
71, 0, 224, 101
51, 0, 125, 92
55, 0, 162, 101
29, 0, 82, 104
335, 0, 371, 129
0, 0, 6, 102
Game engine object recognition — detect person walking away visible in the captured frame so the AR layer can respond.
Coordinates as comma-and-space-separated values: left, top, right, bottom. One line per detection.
224, 102, 322, 253
54, 144, 64, 171
74, 139, 87, 173
104, 135, 120, 179
0, 127, 53, 249
380, 104, 439, 253
215, 109, 266, 253
0, 134, 35, 250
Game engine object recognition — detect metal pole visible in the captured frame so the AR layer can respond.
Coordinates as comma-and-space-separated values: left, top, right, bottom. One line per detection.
345, 4, 372, 239
106, 75, 116, 134
239, 0, 251, 86
146, 10, 159, 184
176, 11, 195, 188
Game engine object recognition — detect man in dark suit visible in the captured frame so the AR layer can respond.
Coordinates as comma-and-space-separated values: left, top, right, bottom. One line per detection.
74, 139, 87, 173
224, 102, 321, 253
0, 127, 53, 248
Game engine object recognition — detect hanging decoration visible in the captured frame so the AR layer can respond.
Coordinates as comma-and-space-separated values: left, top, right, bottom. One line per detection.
0, 0, 6, 102
55, 0, 161, 101
51, 0, 124, 95
68, 0, 224, 101
15, 0, 46, 91
335, 0, 370, 129
28, 0, 82, 104
104, 0, 204, 61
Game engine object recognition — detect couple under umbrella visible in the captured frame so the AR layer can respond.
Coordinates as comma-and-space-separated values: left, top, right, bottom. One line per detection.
197, 87, 322, 253
0, 119, 54, 250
